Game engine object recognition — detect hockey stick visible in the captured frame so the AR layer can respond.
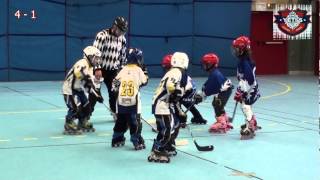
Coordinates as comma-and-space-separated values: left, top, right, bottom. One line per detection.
140, 116, 158, 133
183, 101, 196, 114
229, 102, 238, 123
186, 125, 214, 151
102, 102, 112, 112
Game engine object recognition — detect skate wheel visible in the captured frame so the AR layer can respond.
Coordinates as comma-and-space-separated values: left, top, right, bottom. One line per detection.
147, 156, 152, 162
240, 134, 255, 140
209, 129, 226, 134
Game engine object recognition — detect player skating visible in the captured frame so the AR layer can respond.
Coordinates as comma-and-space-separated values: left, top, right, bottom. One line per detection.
232, 36, 261, 140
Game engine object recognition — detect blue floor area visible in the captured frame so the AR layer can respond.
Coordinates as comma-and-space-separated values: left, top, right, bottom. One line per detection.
0, 75, 319, 180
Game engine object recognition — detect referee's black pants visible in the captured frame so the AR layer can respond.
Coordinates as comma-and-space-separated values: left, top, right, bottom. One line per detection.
102, 69, 118, 113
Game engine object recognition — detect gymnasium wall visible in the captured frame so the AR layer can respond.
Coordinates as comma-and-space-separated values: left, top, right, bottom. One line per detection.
0, 0, 251, 81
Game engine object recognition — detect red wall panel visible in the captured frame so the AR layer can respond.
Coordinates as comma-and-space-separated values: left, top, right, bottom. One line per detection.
251, 11, 288, 75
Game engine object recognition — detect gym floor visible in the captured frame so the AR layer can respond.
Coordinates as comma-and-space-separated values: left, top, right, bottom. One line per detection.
0, 75, 318, 180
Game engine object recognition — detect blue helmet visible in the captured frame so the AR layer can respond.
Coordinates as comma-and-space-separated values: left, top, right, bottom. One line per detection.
126, 48, 143, 66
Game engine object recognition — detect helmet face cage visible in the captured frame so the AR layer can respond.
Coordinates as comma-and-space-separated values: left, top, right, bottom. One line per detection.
232, 36, 251, 57
113, 25, 126, 37
127, 48, 143, 66
91, 55, 102, 67
83, 46, 102, 67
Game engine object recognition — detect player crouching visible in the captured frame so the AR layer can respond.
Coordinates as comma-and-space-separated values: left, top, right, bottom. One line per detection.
194, 53, 233, 133
111, 48, 148, 150
62, 46, 102, 135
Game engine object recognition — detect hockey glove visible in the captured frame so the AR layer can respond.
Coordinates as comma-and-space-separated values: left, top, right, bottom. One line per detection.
169, 89, 183, 103
172, 103, 187, 126
234, 91, 243, 102
194, 94, 203, 104
141, 64, 148, 76
96, 95, 104, 103
111, 79, 121, 93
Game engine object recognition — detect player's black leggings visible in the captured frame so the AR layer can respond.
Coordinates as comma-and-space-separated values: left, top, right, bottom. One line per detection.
182, 101, 203, 120
153, 114, 174, 151
113, 113, 142, 145
102, 69, 117, 113
212, 87, 232, 117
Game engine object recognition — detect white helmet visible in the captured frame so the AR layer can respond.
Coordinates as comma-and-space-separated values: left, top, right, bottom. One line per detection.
83, 46, 102, 67
171, 52, 189, 69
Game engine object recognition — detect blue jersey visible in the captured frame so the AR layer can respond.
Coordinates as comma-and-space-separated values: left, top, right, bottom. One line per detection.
236, 58, 259, 93
203, 68, 232, 96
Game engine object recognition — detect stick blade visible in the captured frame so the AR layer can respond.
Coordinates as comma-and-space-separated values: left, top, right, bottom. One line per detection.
194, 140, 214, 151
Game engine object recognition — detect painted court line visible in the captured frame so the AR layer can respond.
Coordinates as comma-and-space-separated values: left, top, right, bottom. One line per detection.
259, 79, 292, 100
177, 149, 263, 180
97, 133, 111, 137
1, 86, 61, 108
74, 135, 87, 138
23, 137, 38, 141
0, 139, 10, 142
0, 105, 150, 115
50, 136, 64, 139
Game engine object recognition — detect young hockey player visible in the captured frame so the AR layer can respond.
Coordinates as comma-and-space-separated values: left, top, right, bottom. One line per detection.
111, 48, 148, 150
148, 52, 189, 163
232, 36, 261, 140
62, 46, 102, 134
194, 53, 233, 133
161, 54, 207, 128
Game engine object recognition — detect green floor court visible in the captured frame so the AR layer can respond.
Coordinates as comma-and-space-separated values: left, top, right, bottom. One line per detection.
0, 75, 318, 180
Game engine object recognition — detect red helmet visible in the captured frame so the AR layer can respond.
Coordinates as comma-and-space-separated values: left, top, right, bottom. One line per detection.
232, 36, 251, 51
161, 54, 172, 69
201, 53, 219, 71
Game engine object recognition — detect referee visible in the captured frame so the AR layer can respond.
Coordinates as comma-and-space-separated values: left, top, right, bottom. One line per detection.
93, 16, 128, 120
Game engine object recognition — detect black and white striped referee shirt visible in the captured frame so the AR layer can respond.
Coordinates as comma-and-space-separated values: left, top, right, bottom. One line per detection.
93, 29, 127, 71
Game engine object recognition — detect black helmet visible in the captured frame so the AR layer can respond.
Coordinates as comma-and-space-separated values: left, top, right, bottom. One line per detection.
126, 48, 143, 66
113, 16, 128, 32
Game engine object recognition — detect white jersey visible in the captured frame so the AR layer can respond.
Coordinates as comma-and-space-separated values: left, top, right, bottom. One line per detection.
115, 64, 148, 114
152, 68, 186, 115
62, 58, 93, 95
